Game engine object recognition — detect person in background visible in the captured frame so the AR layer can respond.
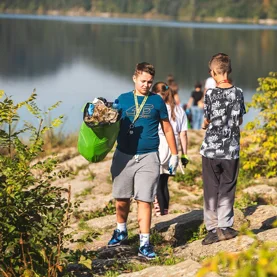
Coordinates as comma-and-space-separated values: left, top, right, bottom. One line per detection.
200, 53, 246, 245
166, 74, 181, 105
187, 82, 204, 130
108, 62, 179, 259
152, 82, 189, 216
204, 76, 216, 94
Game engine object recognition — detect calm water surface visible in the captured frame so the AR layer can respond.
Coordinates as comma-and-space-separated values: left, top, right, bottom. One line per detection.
0, 14, 276, 132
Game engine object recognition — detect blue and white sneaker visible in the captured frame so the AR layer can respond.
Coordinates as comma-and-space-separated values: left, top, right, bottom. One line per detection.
138, 244, 157, 260
108, 229, 128, 247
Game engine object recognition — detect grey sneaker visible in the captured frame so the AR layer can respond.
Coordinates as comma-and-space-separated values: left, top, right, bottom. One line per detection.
220, 227, 238, 240
202, 229, 219, 245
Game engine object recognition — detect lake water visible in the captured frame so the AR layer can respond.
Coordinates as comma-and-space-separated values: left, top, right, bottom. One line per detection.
0, 14, 276, 133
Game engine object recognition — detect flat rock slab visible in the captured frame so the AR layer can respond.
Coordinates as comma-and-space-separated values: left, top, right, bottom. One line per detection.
244, 205, 277, 231
97, 245, 137, 259
152, 209, 246, 245
118, 259, 201, 277
257, 228, 277, 241
153, 210, 203, 244
118, 259, 219, 277
174, 235, 255, 261
243, 185, 277, 198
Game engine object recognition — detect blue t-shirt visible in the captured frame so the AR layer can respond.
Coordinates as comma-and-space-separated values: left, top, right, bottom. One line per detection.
116, 91, 168, 155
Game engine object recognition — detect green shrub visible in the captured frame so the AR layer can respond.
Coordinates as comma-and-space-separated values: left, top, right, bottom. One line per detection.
197, 236, 277, 277
0, 91, 75, 276
173, 168, 202, 187
241, 72, 277, 179
234, 193, 257, 211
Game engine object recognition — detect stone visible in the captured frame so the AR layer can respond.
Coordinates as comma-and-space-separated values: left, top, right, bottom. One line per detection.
118, 259, 209, 277
233, 208, 249, 230
257, 228, 277, 241
153, 210, 203, 245
174, 235, 255, 261
152, 209, 247, 245
243, 185, 277, 199
244, 205, 277, 231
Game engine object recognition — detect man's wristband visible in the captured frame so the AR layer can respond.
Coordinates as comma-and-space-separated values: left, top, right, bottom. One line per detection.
181, 154, 189, 159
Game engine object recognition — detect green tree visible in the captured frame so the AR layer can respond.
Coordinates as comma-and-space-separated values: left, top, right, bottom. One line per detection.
82, 0, 92, 11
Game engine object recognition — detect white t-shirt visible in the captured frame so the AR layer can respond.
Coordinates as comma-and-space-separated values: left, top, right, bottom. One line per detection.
158, 104, 188, 138
204, 77, 216, 90
158, 104, 188, 173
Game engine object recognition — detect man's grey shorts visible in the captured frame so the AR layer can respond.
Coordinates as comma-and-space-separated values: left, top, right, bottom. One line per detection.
111, 149, 160, 203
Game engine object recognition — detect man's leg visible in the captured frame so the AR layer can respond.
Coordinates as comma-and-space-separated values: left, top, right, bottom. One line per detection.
195, 107, 201, 130
202, 156, 221, 231
218, 159, 239, 229
137, 200, 151, 234
133, 152, 159, 259
191, 106, 197, 129
107, 198, 130, 247
109, 149, 134, 247
116, 198, 130, 223
137, 200, 156, 259
156, 174, 169, 215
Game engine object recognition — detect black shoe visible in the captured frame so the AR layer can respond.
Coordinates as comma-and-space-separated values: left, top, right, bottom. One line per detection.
220, 227, 238, 240
202, 229, 219, 245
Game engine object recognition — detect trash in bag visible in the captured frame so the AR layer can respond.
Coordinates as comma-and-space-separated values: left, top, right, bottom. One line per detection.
78, 97, 121, 163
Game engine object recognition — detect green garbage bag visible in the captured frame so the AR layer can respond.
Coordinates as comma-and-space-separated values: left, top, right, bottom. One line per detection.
78, 100, 121, 163
78, 121, 120, 162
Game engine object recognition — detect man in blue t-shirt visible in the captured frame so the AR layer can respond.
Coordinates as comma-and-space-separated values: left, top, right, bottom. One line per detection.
108, 62, 179, 260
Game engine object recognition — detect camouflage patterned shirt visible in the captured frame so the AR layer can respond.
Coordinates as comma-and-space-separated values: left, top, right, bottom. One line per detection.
200, 86, 246, 160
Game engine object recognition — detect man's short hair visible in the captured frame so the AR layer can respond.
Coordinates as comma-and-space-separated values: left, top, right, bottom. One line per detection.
134, 62, 155, 77
209, 53, 232, 75
195, 81, 202, 89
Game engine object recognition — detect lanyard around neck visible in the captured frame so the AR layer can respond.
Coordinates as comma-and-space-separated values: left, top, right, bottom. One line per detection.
216, 79, 230, 85
132, 91, 149, 124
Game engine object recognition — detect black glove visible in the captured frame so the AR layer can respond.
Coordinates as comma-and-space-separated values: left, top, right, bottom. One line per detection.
181, 155, 189, 167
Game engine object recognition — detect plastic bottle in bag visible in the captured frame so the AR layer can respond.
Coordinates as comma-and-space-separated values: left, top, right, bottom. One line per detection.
87, 103, 94, 116
112, 99, 121, 110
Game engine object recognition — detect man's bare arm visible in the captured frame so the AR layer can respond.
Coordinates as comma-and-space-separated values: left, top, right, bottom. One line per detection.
202, 118, 210, 130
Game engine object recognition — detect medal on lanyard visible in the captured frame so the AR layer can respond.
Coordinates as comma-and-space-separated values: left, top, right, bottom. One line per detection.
128, 92, 148, 135
128, 123, 135, 135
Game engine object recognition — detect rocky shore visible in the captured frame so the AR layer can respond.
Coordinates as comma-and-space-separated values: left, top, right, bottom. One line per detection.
52, 130, 277, 276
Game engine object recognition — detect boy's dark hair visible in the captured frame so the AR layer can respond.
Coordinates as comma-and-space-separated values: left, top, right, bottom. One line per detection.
134, 62, 155, 77
195, 81, 202, 89
209, 53, 232, 75
166, 74, 175, 85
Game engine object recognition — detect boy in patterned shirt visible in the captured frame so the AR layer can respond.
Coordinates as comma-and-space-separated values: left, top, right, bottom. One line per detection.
200, 53, 246, 245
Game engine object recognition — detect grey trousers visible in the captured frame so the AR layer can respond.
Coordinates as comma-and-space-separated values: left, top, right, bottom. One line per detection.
202, 156, 239, 231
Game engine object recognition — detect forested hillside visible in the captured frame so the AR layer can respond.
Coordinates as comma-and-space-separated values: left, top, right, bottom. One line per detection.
1, 0, 277, 21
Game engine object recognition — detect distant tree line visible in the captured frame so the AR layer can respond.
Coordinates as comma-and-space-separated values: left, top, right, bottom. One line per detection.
1, 0, 277, 20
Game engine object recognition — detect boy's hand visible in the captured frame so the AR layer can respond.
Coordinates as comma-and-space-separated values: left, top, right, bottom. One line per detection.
168, 154, 179, 175
181, 155, 189, 168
